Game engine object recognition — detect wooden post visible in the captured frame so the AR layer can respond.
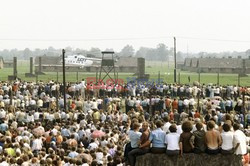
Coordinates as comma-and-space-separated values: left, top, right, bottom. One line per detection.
77, 71, 79, 82
56, 86, 59, 110
217, 71, 219, 85
36, 74, 38, 84
242, 88, 246, 128
62, 49, 67, 111
238, 73, 240, 87
178, 72, 180, 84
198, 69, 201, 84
158, 71, 160, 84
174, 37, 177, 83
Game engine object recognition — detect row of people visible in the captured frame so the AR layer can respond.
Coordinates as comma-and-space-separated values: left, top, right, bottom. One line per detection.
127, 119, 249, 166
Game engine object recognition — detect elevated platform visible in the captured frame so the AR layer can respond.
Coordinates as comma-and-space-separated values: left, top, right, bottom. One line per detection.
34, 65, 137, 73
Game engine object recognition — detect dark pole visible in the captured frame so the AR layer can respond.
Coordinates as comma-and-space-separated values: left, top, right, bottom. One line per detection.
117, 72, 119, 85
56, 85, 59, 110
96, 68, 98, 84
10, 89, 13, 106
197, 89, 200, 112
39, 57, 42, 73
242, 89, 246, 128
62, 49, 67, 111
36, 74, 38, 84
217, 71, 219, 85
174, 37, 177, 83
13, 57, 17, 78
30, 57, 33, 74
238, 73, 240, 86
158, 71, 160, 84
198, 69, 201, 84
77, 71, 79, 82
178, 72, 180, 84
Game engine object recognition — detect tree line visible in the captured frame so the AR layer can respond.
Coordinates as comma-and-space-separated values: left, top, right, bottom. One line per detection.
0, 44, 249, 62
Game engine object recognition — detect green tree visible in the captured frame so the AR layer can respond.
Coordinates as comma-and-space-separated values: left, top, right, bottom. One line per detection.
88, 47, 102, 57
155, 43, 168, 61
135, 47, 150, 58
23, 48, 32, 59
119, 45, 134, 57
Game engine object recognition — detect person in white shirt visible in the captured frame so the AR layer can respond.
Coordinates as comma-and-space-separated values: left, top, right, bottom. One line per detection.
88, 139, 99, 150
31, 135, 43, 153
0, 109, 6, 119
96, 98, 103, 109
176, 123, 183, 135
81, 79, 86, 99
91, 99, 98, 110
183, 98, 190, 112
122, 112, 128, 122
162, 116, 171, 133
221, 123, 234, 154
26, 112, 34, 123
95, 148, 104, 165
233, 123, 248, 155
128, 123, 142, 149
68, 147, 79, 158
29, 98, 36, 106
165, 124, 181, 156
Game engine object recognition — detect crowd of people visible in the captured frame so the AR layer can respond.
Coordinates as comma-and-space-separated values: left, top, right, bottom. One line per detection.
0, 79, 249, 166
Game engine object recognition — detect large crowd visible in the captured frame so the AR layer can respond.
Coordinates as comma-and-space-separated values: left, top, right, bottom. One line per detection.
0, 79, 249, 166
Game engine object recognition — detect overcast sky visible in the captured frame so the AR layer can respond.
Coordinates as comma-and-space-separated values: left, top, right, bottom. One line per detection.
0, 0, 250, 53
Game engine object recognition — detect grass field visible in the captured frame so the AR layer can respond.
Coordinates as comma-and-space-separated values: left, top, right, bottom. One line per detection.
145, 61, 250, 86
0, 60, 249, 86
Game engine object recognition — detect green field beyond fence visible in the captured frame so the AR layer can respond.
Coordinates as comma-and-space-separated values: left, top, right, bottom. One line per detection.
0, 60, 249, 86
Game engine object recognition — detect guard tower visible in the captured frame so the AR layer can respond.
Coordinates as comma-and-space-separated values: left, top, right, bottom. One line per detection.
98, 51, 117, 84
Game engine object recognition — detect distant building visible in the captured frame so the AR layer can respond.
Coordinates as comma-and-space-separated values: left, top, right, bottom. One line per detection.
179, 57, 250, 74
0, 57, 13, 68
3, 61, 14, 68
34, 56, 61, 65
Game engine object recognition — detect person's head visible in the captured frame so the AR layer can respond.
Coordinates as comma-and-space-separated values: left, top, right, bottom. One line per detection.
233, 123, 240, 131
195, 122, 203, 131
207, 121, 215, 130
224, 114, 232, 121
169, 124, 177, 133
222, 123, 230, 132
133, 122, 140, 131
155, 120, 163, 128
163, 116, 169, 123
181, 121, 193, 132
